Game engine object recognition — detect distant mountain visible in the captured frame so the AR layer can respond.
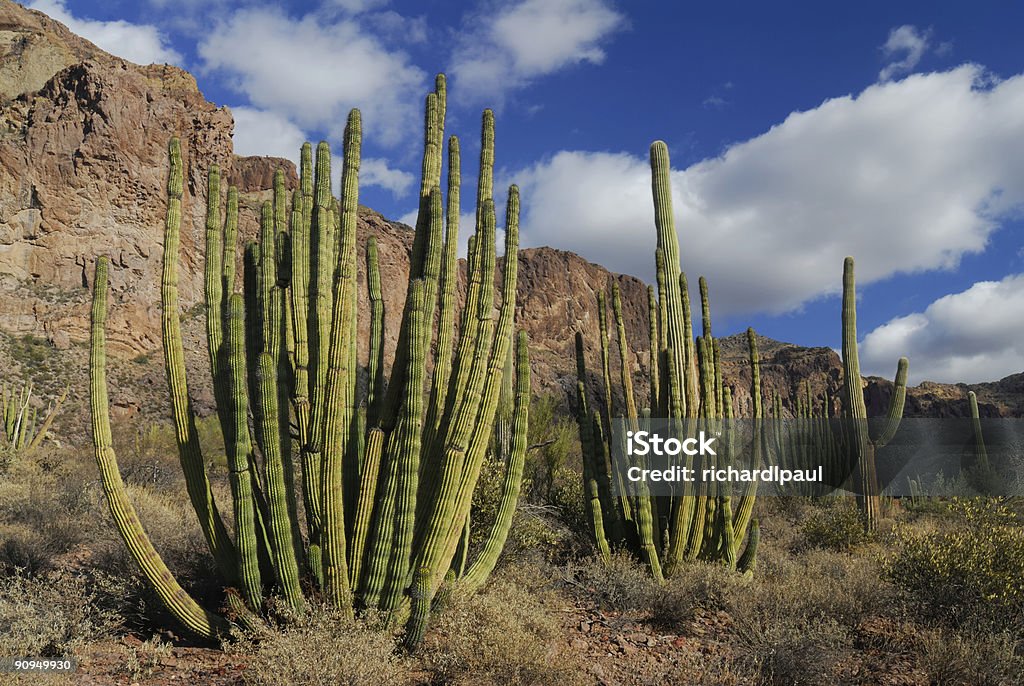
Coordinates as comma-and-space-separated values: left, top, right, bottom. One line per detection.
0, 0, 1018, 431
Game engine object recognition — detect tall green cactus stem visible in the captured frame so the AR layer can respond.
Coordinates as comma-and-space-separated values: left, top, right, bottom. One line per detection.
162, 138, 237, 584
90, 257, 228, 639
841, 257, 909, 531
462, 330, 530, 591
650, 142, 688, 412
319, 109, 361, 611
225, 296, 264, 611
422, 135, 461, 449
366, 236, 385, 426
968, 391, 990, 474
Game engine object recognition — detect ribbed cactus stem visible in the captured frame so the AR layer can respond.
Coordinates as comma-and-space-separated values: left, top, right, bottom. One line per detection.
161, 138, 237, 584
90, 257, 228, 639
224, 296, 264, 611
462, 331, 530, 591
842, 256, 879, 531
968, 391, 990, 473
366, 236, 385, 425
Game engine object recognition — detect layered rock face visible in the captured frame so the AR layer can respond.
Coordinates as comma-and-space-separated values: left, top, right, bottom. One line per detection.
0, 0, 1018, 425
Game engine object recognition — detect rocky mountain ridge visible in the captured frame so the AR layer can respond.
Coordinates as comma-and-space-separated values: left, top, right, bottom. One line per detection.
0, 0, 1019, 426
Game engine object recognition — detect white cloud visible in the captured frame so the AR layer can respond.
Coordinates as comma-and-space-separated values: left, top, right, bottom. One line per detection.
860, 274, 1024, 383
451, 0, 625, 103
198, 7, 426, 145
360, 158, 415, 196
230, 107, 307, 161
326, 0, 390, 14
27, 0, 182, 65
507, 66, 1024, 319
879, 25, 930, 81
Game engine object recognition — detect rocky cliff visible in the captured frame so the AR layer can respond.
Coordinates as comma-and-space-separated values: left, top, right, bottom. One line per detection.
0, 0, 1019, 433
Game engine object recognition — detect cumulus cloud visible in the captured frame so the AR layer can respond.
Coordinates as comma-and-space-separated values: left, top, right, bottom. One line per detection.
27, 0, 181, 65
230, 107, 307, 161
360, 158, 416, 196
879, 25, 931, 81
860, 274, 1024, 383
507, 65, 1024, 319
451, 0, 625, 103
198, 7, 426, 145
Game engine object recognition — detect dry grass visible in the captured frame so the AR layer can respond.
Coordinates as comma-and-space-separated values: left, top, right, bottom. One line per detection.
233, 603, 409, 686
419, 563, 586, 686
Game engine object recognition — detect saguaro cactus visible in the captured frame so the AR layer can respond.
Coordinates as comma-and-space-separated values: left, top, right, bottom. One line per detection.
89, 75, 530, 647
839, 256, 909, 531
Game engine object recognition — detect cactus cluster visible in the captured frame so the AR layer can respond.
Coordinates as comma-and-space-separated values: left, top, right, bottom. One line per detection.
574, 141, 762, 578
1, 380, 66, 458
89, 75, 530, 647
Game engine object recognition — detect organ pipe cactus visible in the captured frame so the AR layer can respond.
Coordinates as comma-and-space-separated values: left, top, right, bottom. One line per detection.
575, 141, 761, 577
2, 380, 66, 457
89, 74, 530, 647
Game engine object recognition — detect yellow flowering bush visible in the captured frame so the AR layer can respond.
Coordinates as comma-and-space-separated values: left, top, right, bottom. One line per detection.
885, 498, 1024, 630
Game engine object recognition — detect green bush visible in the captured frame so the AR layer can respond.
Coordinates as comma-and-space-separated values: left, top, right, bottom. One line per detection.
885, 498, 1024, 631
800, 500, 872, 551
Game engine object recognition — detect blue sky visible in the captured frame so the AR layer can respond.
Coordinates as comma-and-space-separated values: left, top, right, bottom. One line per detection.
27, 0, 1024, 384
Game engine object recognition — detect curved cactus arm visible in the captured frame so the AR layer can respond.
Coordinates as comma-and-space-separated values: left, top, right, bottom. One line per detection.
90, 257, 229, 640
737, 518, 759, 575
461, 331, 531, 592
162, 138, 237, 584
350, 427, 385, 588
871, 357, 909, 448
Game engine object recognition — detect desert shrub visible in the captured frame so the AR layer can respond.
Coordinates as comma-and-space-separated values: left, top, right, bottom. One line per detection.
736, 615, 851, 686
885, 497, 1024, 631
799, 500, 872, 551
917, 628, 1024, 686
0, 571, 121, 657
650, 560, 745, 629
569, 550, 659, 612
420, 565, 585, 686
120, 635, 174, 681
235, 602, 409, 686
745, 548, 893, 631
0, 455, 94, 574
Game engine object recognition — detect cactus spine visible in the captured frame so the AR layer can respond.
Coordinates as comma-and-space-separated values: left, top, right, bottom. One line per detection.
89, 76, 529, 648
